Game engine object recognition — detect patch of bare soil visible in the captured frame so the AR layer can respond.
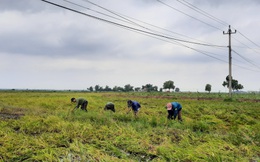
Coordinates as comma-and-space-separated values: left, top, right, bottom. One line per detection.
0, 107, 25, 120
238, 99, 260, 102
0, 113, 23, 119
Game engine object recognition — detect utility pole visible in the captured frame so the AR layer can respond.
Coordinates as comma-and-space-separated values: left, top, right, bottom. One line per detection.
223, 25, 236, 98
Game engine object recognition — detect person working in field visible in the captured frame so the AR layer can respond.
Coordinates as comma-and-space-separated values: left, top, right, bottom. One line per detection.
166, 102, 182, 121
71, 97, 88, 111
127, 100, 141, 117
104, 102, 115, 112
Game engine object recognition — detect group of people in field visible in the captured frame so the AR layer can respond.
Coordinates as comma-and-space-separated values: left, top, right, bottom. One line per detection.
70, 97, 182, 121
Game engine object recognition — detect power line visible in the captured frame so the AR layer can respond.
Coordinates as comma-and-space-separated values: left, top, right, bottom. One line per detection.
78, 0, 145, 30
156, 0, 223, 31
232, 49, 260, 69
147, 34, 260, 72
116, 24, 228, 64
63, 0, 137, 25
176, 0, 228, 27
42, 0, 259, 73
172, 1, 260, 72
175, 0, 260, 55
69, 0, 260, 64
232, 36, 260, 55
232, 63, 260, 73
42, 0, 226, 48
69, 0, 226, 49
69, 0, 188, 42
236, 30, 260, 48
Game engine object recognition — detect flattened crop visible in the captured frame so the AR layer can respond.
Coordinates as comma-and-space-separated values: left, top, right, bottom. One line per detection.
0, 107, 25, 120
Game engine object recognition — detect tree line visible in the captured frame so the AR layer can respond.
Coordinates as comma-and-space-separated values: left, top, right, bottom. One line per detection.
88, 76, 244, 93
87, 81, 178, 92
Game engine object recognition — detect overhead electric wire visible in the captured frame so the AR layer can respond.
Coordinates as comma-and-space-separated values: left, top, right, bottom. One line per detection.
165, 0, 260, 70
41, 0, 232, 66
121, 15, 226, 50
132, 27, 229, 63
42, 0, 259, 72
120, 24, 229, 64
232, 36, 260, 55
80, 0, 190, 40
232, 63, 260, 73
112, 26, 260, 73
176, 0, 228, 27
156, 0, 223, 31
42, 0, 226, 48
65, 0, 231, 64
174, 41, 227, 63
63, 0, 137, 26
236, 30, 260, 48
71, 0, 226, 50
173, 0, 260, 57
232, 49, 260, 69
68, 0, 188, 43
176, 0, 260, 50
169, 40, 260, 72
226, 26, 260, 55
79, 0, 143, 28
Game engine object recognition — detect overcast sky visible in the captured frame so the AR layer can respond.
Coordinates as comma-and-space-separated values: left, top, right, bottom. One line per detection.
1, 0, 260, 92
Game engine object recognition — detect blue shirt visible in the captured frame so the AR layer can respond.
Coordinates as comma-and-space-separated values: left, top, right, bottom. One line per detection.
171, 102, 182, 110
131, 101, 141, 111
171, 102, 182, 117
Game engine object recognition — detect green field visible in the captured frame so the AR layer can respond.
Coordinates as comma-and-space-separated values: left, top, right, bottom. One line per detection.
0, 91, 259, 161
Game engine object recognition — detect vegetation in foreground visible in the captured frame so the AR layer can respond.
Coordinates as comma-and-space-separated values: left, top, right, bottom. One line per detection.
0, 91, 259, 161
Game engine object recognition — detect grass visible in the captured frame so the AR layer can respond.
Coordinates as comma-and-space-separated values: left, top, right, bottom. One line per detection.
0, 91, 259, 161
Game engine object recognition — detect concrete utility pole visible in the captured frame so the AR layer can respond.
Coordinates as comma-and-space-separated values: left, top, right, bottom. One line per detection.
223, 25, 236, 98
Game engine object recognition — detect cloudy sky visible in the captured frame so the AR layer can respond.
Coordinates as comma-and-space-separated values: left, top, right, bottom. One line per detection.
1, 0, 260, 92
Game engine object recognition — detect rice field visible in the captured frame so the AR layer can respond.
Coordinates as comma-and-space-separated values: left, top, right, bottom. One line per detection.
0, 91, 259, 161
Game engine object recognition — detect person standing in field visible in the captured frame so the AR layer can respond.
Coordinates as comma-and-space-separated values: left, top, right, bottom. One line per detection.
127, 100, 141, 117
71, 97, 88, 111
104, 102, 115, 112
166, 102, 182, 121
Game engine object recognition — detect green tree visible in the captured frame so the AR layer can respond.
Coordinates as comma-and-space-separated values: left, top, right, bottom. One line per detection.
124, 84, 134, 92
94, 85, 100, 91
175, 87, 180, 92
163, 80, 175, 91
222, 75, 244, 91
87, 86, 93, 92
142, 84, 158, 92
104, 85, 112, 91
153, 86, 158, 91
205, 84, 212, 93
112, 86, 124, 92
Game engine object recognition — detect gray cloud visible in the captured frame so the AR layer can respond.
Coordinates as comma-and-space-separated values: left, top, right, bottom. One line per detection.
192, 0, 260, 7
0, 0, 46, 12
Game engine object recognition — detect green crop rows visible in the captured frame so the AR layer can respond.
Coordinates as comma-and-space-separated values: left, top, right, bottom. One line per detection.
0, 91, 259, 161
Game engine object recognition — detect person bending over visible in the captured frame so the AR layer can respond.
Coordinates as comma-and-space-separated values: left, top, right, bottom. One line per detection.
127, 100, 141, 117
71, 97, 88, 111
104, 102, 115, 112
166, 102, 182, 121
